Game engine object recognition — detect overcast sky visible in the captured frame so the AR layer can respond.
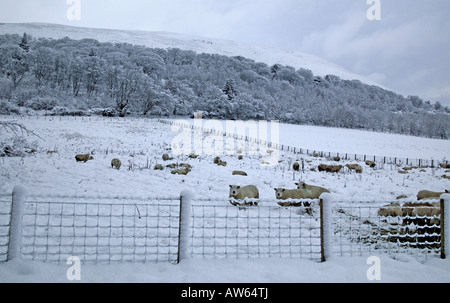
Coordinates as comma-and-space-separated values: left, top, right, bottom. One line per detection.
1, 0, 449, 105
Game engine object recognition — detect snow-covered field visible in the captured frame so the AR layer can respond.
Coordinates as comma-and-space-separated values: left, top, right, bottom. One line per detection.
0, 115, 449, 283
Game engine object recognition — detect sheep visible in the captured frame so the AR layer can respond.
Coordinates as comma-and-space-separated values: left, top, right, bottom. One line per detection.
213, 156, 227, 167
75, 154, 94, 162
318, 164, 343, 173
440, 163, 450, 169
377, 202, 402, 217
229, 185, 259, 206
154, 164, 164, 170
295, 182, 330, 198
232, 170, 247, 176
274, 188, 313, 214
171, 168, 190, 175
293, 162, 300, 171
111, 158, 122, 170
365, 160, 376, 168
179, 163, 192, 169
217, 160, 227, 167
346, 164, 363, 173
162, 154, 173, 161
189, 153, 199, 159
417, 190, 448, 201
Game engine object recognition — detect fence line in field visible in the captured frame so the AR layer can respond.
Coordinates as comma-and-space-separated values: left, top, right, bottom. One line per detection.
0, 188, 448, 264
158, 119, 449, 168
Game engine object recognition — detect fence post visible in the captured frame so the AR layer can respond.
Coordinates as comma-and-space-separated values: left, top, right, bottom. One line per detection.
319, 193, 333, 262
177, 190, 193, 264
7, 185, 28, 261
441, 193, 450, 259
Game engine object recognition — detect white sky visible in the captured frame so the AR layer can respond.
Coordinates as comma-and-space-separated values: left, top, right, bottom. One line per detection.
1, 0, 449, 106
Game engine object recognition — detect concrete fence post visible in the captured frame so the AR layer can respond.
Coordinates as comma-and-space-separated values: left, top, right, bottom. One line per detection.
319, 193, 333, 262
7, 185, 28, 261
177, 190, 194, 264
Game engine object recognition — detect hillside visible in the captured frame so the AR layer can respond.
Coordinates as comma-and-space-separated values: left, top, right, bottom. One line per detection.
0, 22, 378, 85
0, 23, 449, 139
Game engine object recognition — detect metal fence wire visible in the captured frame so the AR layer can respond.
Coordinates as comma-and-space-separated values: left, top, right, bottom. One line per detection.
333, 201, 442, 261
0, 193, 446, 264
189, 200, 322, 261
0, 194, 12, 262
20, 196, 180, 263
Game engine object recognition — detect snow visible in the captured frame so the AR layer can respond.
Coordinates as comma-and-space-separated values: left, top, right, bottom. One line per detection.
0, 115, 449, 283
1, 255, 450, 283
0, 22, 383, 88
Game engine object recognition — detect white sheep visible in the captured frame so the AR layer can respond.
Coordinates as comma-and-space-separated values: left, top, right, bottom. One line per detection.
229, 185, 259, 206
295, 182, 330, 198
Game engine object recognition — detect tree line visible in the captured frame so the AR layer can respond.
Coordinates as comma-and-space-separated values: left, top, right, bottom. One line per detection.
0, 33, 448, 139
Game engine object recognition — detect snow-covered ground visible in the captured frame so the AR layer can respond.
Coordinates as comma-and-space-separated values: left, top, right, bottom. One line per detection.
0, 115, 449, 283
2, 255, 450, 283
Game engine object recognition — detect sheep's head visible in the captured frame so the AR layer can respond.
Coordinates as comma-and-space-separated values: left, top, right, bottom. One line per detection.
295, 182, 306, 189
274, 188, 286, 198
229, 185, 241, 196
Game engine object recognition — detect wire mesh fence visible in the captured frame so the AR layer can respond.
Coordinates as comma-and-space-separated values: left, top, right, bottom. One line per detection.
0, 191, 447, 264
20, 196, 181, 263
332, 201, 442, 261
189, 200, 322, 261
0, 193, 12, 262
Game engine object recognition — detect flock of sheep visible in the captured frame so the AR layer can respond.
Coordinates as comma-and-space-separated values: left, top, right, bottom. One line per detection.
75, 151, 449, 229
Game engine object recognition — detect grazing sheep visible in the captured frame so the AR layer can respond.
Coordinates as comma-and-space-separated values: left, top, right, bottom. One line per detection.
346, 164, 363, 173
189, 153, 199, 159
333, 156, 341, 162
378, 203, 402, 217
295, 182, 330, 198
166, 163, 177, 169
217, 160, 227, 167
75, 154, 94, 162
232, 170, 247, 176
162, 154, 173, 161
154, 164, 164, 170
238, 155, 243, 160
213, 156, 221, 164
318, 164, 343, 173
179, 163, 192, 169
417, 190, 448, 201
229, 185, 259, 206
293, 162, 300, 171
111, 158, 122, 170
365, 160, 376, 168
440, 163, 450, 169
171, 168, 190, 175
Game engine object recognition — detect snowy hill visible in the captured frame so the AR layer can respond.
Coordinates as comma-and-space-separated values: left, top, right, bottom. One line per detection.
0, 22, 381, 87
